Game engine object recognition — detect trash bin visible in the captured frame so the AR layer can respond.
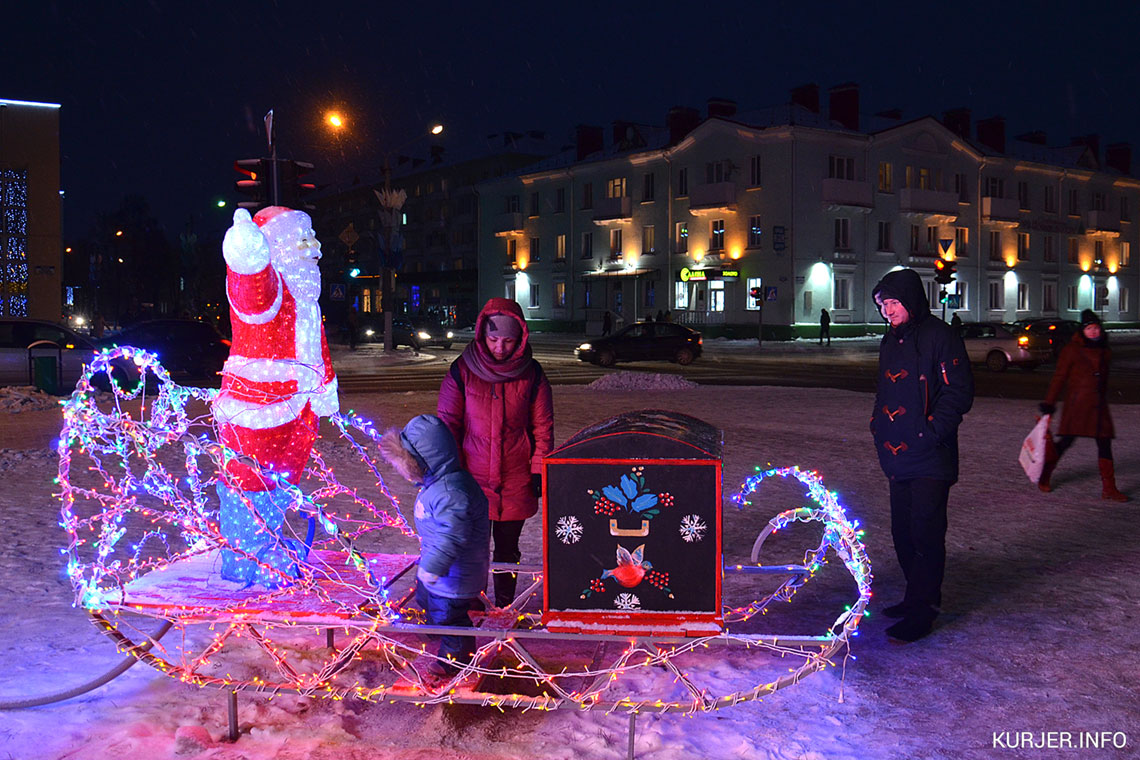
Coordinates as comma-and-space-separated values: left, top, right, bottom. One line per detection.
28, 341, 63, 395
542, 409, 723, 636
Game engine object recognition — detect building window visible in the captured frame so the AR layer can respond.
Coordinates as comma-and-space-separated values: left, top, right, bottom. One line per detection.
556, 233, 567, 260
1043, 281, 1057, 312
529, 191, 540, 217
505, 280, 515, 301
706, 160, 731, 184
643, 172, 655, 201
582, 182, 594, 209
0, 169, 29, 316
803, 288, 812, 315
555, 187, 566, 213
1121, 196, 1131, 222
749, 155, 762, 187
1091, 191, 1107, 211
554, 281, 566, 308
828, 155, 855, 180
1122, 241, 1131, 267
1017, 181, 1029, 209
878, 162, 892, 192
505, 194, 520, 213
955, 227, 969, 258
748, 215, 763, 248
1044, 185, 1057, 214
984, 177, 1004, 198
506, 238, 517, 265
834, 218, 851, 250
746, 277, 762, 310
528, 283, 540, 309
910, 224, 920, 253
1017, 282, 1029, 311
877, 221, 892, 251
949, 173, 967, 203
677, 168, 688, 197
1095, 239, 1105, 265
607, 177, 626, 199
989, 280, 1004, 310
642, 225, 655, 254
1017, 232, 1030, 261
581, 231, 593, 259
583, 283, 591, 308
926, 225, 939, 254
529, 236, 541, 261
989, 231, 1002, 261
609, 228, 623, 257
834, 276, 851, 310
1095, 284, 1109, 309
1068, 237, 1079, 263
675, 281, 689, 309
1068, 188, 1079, 216
709, 219, 725, 250
1044, 235, 1056, 263
1066, 285, 1078, 310
919, 167, 933, 190
952, 281, 968, 310
675, 222, 688, 253
645, 280, 656, 308
1120, 286, 1130, 313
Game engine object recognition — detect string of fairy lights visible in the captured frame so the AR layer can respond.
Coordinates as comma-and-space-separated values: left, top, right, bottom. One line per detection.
56, 349, 872, 714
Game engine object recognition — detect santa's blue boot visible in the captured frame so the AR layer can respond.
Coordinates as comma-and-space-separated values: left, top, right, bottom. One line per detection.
217, 483, 307, 588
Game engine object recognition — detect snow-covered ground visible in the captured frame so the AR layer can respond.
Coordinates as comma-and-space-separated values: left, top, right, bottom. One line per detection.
0, 380, 1137, 760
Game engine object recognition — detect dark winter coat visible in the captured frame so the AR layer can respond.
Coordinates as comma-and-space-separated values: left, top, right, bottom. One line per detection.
1044, 331, 1114, 438
400, 414, 490, 600
438, 299, 555, 522
870, 269, 975, 482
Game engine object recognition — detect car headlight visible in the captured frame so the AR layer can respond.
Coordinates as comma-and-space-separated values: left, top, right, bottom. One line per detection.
446, 331, 454, 339
365, 328, 375, 337
578, 343, 592, 351
417, 331, 431, 340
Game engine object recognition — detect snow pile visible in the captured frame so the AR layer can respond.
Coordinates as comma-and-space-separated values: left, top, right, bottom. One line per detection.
0, 386, 62, 413
587, 372, 698, 391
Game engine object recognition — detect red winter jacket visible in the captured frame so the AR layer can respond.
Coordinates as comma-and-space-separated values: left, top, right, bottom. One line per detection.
1044, 331, 1114, 438
437, 299, 554, 521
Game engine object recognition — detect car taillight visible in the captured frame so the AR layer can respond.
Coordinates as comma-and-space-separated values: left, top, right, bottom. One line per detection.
698, 337, 703, 345
221, 339, 232, 347
1018, 336, 1029, 347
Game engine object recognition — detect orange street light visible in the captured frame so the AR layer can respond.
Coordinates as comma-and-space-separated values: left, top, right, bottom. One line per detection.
430, 123, 444, 135
326, 111, 345, 131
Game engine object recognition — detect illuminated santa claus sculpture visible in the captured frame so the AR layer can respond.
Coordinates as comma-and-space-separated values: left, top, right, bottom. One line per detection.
212, 207, 339, 587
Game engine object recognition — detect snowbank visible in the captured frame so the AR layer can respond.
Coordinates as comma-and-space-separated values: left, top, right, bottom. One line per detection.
586, 372, 698, 391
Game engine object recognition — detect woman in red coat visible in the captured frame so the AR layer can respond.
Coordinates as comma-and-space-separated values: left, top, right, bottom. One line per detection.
437, 298, 555, 606
1038, 310, 1128, 500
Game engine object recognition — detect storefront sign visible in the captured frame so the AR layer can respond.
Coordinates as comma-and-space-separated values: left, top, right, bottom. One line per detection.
678, 267, 739, 282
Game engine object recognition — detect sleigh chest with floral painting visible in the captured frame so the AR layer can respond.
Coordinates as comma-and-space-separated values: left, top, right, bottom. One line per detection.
541, 409, 723, 635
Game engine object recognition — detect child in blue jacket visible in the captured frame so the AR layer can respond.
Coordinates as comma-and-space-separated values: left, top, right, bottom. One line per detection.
381, 414, 490, 676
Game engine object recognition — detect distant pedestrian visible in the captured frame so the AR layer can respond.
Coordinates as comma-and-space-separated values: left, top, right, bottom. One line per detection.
819, 309, 831, 346
870, 268, 974, 643
951, 313, 962, 331
1037, 310, 1128, 501
656, 309, 664, 322
602, 310, 613, 336
663, 310, 672, 323
645, 313, 654, 323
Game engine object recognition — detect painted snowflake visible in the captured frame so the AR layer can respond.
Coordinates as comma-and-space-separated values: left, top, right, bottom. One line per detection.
614, 593, 641, 610
555, 515, 583, 544
679, 514, 707, 543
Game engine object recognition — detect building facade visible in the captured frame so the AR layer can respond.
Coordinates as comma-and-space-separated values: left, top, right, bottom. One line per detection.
477, 86, 1139, 336
0, 98, 62, 321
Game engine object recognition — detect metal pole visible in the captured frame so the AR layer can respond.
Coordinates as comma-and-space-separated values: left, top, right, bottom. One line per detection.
627, 712, 636, 760
227, 690, 239, 742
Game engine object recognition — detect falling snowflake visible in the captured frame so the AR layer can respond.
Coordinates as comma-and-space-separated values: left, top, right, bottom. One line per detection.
614, 593, 641, 610
679, 514, 707, 543
555, 515, 583, 544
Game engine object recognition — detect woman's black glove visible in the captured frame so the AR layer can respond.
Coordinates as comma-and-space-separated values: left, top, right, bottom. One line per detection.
1038, 402, 1056, 415
531, 473, 543, 498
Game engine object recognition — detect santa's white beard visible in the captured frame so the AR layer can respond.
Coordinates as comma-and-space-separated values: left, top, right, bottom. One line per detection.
279, 257, 322, 302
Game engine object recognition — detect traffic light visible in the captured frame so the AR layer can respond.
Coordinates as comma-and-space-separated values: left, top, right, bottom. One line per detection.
278, 159, 316, 209
934, 257, 957, 285
749, 286, 763, 301
234, 158, 270, 210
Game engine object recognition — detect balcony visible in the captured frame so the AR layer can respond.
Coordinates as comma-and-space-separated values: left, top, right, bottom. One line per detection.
898, 188, 960, 223
688, 182, 737, 215
492, 212, 524, 237
592, 196, 633, 224
1086, 210, 1122, 236
981, 197, 1021, 227
821, 178, 873, 212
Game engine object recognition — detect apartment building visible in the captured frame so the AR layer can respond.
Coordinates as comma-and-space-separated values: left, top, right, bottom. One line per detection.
477, 85, 1139, 336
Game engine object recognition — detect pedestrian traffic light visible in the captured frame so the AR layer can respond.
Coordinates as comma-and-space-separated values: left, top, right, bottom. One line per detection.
934, 257, 957, 285
750, 286, 763, 301
278, 159, 316, 209
939, 288, 949, 304
234, 158, 270, 211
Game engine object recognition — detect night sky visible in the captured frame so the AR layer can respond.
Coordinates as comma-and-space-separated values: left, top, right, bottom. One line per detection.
6, 1, 1140, 241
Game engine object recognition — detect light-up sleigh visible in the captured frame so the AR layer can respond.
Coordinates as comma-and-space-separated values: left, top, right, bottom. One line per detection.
58, 350, 871, 730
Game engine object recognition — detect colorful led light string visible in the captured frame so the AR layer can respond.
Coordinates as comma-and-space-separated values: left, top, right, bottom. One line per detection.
58, 352, 873, 714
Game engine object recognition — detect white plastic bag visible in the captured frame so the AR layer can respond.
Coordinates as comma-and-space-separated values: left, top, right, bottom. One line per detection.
1019, 414, 1051, 483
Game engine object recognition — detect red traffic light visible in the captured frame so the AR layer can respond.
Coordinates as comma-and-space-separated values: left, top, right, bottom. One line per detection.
749, 286, 763, 300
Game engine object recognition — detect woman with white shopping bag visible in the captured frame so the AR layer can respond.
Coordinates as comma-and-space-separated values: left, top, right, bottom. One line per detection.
1036, 310, 1128, 501
1019, 413, 1054, 484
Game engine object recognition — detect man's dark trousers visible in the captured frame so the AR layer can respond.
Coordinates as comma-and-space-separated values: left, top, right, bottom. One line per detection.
889, 478, 951, 614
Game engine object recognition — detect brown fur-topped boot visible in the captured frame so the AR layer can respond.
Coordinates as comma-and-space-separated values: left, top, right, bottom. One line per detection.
1099, 459, 1129, 502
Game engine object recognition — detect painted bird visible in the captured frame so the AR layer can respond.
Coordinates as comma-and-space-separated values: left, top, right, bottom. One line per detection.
601, 544, 651, 588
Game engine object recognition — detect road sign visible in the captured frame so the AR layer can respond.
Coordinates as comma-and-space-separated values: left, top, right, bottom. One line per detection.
330, 283, 346, 301
339, 224, 360, 248
765, 286, 778, 302
939, 238, 954, 255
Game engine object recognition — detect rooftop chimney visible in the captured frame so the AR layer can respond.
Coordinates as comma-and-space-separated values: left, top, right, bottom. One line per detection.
575, 124, 604, 161
1106, 142, 1132, 175
976, 116, 1005, 153
1070, 133, 1101, 162
666, 106, 701, 145
789, 83, 820, 114
1015, 130, 1047, 145
941, 108, 971, 140
828, 82, 859, 131
707, 97, 738, 120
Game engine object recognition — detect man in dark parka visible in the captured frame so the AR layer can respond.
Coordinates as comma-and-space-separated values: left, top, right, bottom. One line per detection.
871, 268, 974, 642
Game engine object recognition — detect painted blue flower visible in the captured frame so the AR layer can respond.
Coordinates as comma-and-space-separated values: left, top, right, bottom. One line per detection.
601, 474, 658, 513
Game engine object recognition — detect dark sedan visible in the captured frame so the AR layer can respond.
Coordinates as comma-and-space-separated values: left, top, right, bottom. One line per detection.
575, 322, 702, 367
106, 319, 231, 383
358, 316, 453, 351
1011, 318, 1081, 358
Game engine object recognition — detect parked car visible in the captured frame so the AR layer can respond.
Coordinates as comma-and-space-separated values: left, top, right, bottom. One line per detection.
958, 321, 1052, 372
1010, 318, 1081, 358
358, 316, 453, 351
575, 322, 702, 367
0, 318, 135, 393
106, 319, 232, 383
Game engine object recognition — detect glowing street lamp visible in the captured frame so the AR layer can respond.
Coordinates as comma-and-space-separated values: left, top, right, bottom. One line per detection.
326, 111, 345, 131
